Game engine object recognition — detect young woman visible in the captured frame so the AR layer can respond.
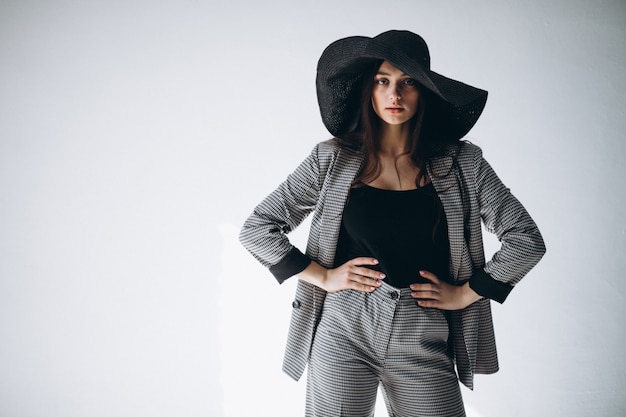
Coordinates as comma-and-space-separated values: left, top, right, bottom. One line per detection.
240, 30, 545, 417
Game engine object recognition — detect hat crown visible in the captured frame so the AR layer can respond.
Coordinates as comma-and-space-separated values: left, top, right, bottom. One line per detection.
374, 30, 430, 69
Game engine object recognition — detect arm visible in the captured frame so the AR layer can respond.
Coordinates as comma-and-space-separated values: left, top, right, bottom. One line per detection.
469, 148, 546, 303
411, 145, 546, 308
239, 145, 321, 283
239, 143, 386, 290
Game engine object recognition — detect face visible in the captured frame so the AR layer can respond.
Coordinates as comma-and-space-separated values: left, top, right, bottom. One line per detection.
371, 61, 420, 127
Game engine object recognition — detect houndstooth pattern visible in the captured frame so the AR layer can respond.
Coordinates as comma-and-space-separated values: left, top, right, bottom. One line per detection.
306, 282, 465, 416
239, 138, 545, 389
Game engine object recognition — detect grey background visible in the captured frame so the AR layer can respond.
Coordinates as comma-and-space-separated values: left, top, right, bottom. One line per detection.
1, 0, 625, 416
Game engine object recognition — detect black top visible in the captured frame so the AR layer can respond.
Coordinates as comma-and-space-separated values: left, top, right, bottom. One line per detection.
334, 183, 450, 288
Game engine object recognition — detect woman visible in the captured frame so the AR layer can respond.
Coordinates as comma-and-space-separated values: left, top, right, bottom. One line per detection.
240, 30, 545, 417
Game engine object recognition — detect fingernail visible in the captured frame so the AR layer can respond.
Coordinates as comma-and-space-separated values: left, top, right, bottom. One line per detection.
379, 273, 386, 278
419, 270, 425, 275
373, 259, 379, 264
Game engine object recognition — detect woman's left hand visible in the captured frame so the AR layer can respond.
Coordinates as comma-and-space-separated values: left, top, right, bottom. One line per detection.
410, 270, 482, 310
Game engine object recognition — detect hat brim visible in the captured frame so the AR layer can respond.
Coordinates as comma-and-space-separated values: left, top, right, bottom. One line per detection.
316, 35, 487, 140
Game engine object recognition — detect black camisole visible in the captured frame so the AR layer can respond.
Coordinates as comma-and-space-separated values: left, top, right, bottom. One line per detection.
333, 183, 451, 289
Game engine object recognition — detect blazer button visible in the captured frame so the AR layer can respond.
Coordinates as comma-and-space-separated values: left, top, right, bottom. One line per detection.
292, 300, 301, 309
389, 291, 399, 300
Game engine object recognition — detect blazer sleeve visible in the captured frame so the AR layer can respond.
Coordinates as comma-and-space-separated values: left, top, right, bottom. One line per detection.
239, 145, 322, 284
468, 147, 546, 303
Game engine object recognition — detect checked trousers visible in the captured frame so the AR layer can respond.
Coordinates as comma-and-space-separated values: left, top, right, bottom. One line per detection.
305, 280, 465, 417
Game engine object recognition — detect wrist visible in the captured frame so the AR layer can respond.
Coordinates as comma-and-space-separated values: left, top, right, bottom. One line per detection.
464, 282, 482, 306
297, 261, 329, 291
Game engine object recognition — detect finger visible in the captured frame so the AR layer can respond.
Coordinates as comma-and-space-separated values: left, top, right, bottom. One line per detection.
349, 257, 380, 267
411, 291, 440, 300
350, 280, 380, 293
418, 270, 440, 284
352, 266, 386, 280
416, 299, 440, 308
350, 272, 383, 287
409, 283, 439, 292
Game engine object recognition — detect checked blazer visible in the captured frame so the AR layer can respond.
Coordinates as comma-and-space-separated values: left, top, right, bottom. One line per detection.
240, 138, 545, 389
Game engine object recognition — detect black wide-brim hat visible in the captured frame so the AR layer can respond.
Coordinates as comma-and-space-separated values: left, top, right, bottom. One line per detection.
316, 30, 488, 141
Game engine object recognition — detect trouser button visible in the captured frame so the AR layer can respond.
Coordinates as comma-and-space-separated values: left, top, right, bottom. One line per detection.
389, 291, 399, 300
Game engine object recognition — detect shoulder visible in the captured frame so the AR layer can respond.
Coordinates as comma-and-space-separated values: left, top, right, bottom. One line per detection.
435, 140, 483, 159
458, 140, 484, 169
311, 138, 363, 163
429, 141, 489, 181
314, 138, 342, 155
429, 140, 481, 174
315, 137, 358, 154
452, 140, 482, 160
459, 140, 482, 155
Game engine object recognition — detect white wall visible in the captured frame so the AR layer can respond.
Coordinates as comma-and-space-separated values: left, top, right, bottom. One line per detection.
1, 1, 625, 416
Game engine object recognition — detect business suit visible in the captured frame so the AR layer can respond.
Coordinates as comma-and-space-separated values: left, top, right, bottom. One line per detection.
240, 138, 545, 390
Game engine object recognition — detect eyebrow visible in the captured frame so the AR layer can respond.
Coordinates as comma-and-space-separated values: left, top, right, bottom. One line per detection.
376, 70, 411, 77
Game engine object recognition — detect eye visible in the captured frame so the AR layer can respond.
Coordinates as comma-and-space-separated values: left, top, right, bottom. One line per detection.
402, 78, 416, 86
374, 78, 388, 85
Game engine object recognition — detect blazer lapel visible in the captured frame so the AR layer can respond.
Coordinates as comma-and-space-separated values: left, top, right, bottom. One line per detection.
316, 147, 364, 268
428, 155, 466, 282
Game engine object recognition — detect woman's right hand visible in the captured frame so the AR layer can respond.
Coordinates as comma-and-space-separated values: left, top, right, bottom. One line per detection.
297, 257, 386, 293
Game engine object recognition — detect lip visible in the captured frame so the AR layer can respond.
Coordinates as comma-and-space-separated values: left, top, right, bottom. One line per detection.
385, 107, 404, 114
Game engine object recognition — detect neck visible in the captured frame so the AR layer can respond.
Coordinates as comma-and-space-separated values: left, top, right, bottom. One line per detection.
377, 123, 412, 157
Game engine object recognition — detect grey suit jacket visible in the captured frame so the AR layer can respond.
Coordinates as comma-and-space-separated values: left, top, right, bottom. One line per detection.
240, 138, 545, 389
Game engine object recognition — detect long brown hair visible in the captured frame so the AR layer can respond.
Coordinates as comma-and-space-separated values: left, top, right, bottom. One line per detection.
337, 60, 455, 188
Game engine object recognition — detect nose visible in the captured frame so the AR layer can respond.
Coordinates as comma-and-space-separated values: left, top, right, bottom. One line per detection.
389, 84, 402, 102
